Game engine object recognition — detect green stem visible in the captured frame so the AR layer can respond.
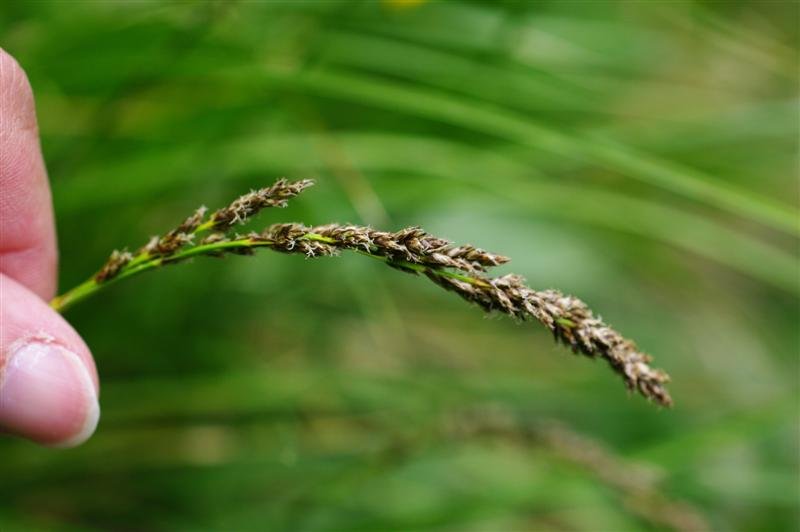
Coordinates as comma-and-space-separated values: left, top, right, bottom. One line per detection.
50, 278, 100, 313
50, 233, 489, 313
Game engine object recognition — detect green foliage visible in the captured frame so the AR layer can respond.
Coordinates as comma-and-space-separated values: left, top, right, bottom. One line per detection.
1, 1, 797, 530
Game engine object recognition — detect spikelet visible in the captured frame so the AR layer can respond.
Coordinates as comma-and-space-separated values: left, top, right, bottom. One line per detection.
94, 179, 315, 281
94, 250, 133, 282
210, 178, 314, 227
427, 273, 672, 405
258, 223, 510, 274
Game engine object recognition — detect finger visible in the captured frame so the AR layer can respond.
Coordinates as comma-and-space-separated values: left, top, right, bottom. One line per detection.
0, 274, 99, 447
0, 47, 57, 300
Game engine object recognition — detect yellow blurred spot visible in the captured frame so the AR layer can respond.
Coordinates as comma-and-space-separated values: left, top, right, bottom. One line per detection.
384, 0, 427, 10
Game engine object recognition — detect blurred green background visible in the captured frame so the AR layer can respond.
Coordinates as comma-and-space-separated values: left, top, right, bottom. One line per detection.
1, 1, 798, 530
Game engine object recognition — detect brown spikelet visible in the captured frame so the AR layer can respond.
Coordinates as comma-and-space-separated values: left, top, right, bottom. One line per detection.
446, 244, 510, 270
152, 232, 195, 256
126, 181, 315, 261
95, 249, 133, 282
137, 207, 208, 257
211, 178, 315, 228
255, 224, 337, 257
200, 232, 228, 245
262, 223, 509, 274
428, 273, 672, 406
176, 206, 208, 233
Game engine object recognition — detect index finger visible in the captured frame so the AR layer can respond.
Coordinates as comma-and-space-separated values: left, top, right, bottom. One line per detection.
0, 47, 57, 301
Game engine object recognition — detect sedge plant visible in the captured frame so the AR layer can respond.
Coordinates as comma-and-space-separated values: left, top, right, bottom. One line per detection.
51, 178, 672, 407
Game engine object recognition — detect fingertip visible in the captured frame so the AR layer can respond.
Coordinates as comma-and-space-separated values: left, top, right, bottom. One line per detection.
0, 46, 37, 132
0, 339, 100, 447
0, 274, 100, 446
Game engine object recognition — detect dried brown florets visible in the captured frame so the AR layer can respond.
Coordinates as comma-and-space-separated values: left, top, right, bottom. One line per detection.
143, 232, 195, 256
255, 224, 336, 257
136, 207, 209, 257
176, 206, 207, 234
427, 272, 672, 406
210, 178, 315, 228
95, 249, 133, 282
83, 178, 672, 407
259, 222, 508, 274
200, 232, 228, 245
102, 180, 315, 273
446, 244, 510, 270
251, 221, 671, 405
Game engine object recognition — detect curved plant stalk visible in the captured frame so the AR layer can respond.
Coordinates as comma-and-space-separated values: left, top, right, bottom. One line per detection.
51, 179, 673, 407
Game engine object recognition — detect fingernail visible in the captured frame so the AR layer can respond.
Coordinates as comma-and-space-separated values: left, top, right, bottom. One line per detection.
0, 340, 100, 447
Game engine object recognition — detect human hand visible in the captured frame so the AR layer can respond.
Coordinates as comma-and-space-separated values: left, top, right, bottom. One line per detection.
0, 48, 99, 447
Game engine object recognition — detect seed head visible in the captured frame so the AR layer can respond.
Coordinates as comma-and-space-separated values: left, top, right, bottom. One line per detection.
265, 223, 509, 274
176, 206, 207, 233
427, 272, 673, 406
210, 178, 315, 228
200, 232, 228, 245
95, 249, 133, 282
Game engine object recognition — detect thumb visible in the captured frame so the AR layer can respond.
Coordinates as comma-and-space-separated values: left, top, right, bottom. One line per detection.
0, 274, 100, 447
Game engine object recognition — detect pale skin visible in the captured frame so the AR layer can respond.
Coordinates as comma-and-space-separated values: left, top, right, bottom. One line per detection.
0, 48, 100, 447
